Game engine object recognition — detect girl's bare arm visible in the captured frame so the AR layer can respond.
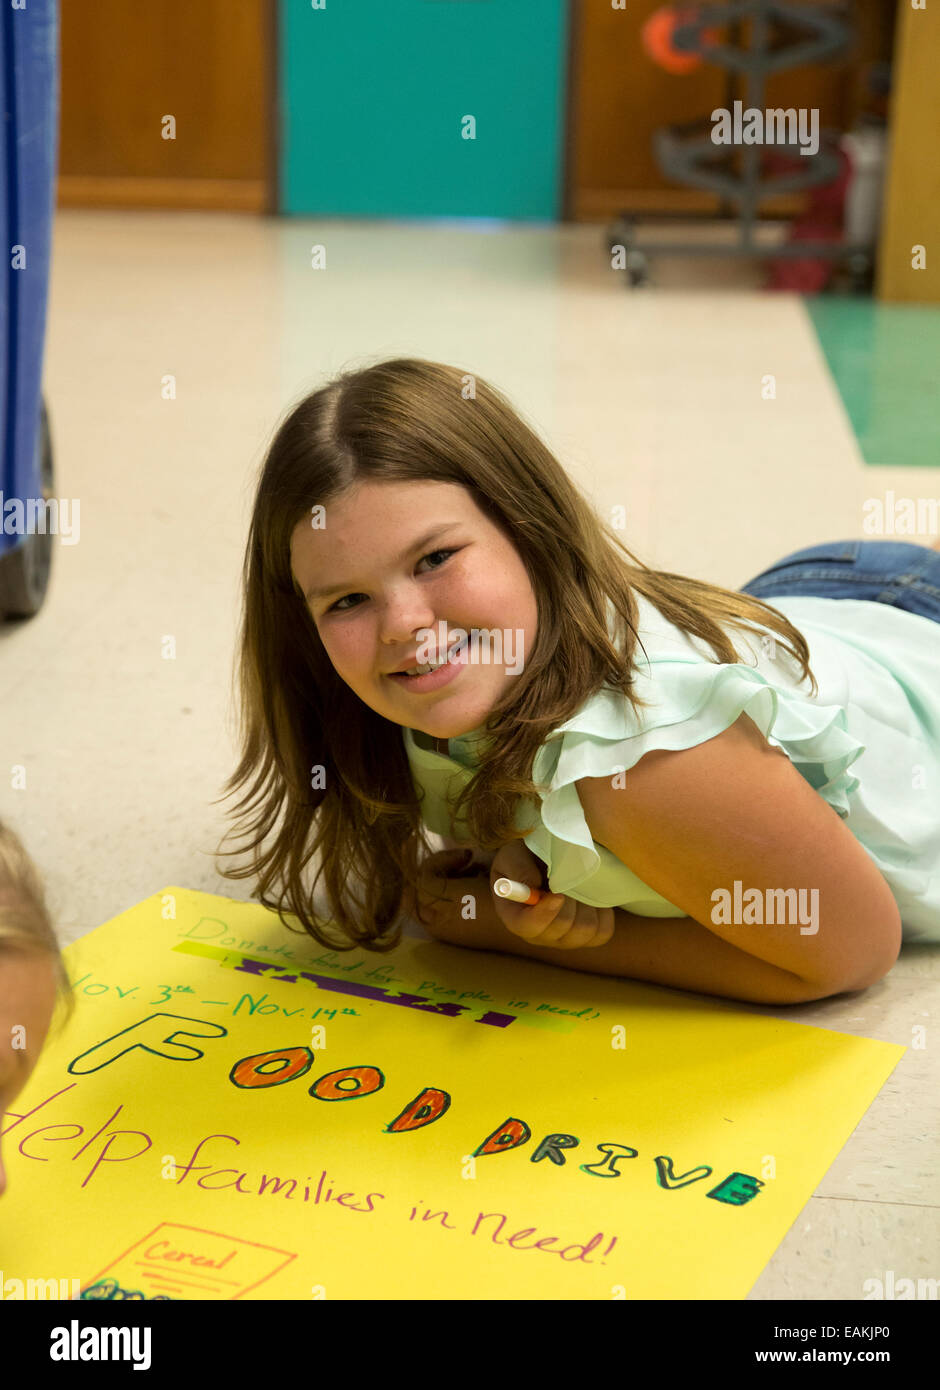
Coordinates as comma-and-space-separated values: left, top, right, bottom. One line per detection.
415, 845, 840, 1004
574, 712, 902, 995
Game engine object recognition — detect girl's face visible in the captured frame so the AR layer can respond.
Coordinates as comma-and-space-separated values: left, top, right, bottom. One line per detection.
291, 480, 539, 740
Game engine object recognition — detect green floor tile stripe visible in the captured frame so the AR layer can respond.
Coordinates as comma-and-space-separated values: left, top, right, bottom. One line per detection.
806, 296, 940, 469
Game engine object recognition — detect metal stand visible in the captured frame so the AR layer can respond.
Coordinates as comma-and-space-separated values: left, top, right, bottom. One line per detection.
608, 0, 874, 287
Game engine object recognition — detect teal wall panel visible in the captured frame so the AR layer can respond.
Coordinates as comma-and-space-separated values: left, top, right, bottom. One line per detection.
280, 0, 570, 220
807, 298, 940, 469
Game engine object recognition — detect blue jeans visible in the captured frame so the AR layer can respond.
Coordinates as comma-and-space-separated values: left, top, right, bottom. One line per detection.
740, 540, 940, 624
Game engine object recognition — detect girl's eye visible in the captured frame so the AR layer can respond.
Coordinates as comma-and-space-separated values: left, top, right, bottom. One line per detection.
327, 548, 457, 613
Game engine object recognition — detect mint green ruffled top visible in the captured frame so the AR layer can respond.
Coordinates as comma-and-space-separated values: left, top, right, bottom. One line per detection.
402, 592, 940, 944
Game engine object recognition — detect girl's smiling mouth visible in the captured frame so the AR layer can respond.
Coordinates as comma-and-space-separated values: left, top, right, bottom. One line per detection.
386, 635, 470, 691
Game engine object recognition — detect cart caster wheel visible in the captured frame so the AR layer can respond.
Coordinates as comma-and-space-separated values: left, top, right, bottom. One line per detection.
845, 252, 873, 294
625, 251, 650, 288
606, 220, 634, 260
0, 396, 54, 621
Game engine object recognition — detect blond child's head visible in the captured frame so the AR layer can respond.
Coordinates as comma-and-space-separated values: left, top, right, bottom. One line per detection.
0, 819, 74, 1197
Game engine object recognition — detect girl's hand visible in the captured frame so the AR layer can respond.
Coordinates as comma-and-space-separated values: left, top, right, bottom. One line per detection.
489, 839, 616, 950
408, 847, 500, 937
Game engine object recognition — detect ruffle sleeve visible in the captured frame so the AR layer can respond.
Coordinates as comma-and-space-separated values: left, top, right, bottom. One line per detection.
523, 659, 867, 912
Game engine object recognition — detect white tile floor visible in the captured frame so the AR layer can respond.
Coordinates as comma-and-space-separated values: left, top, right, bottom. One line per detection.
2, 210, 937, 1299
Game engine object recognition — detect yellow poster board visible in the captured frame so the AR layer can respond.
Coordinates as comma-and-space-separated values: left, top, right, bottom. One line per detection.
0, 887, 904, 1300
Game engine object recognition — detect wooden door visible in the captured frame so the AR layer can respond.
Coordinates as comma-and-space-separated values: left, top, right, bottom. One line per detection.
57, 0, 275, 212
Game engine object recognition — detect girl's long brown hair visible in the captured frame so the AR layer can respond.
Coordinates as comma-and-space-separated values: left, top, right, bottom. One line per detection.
214, 357, 817, 952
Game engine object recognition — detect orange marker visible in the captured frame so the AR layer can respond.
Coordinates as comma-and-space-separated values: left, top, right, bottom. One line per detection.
493, 877, 546, 906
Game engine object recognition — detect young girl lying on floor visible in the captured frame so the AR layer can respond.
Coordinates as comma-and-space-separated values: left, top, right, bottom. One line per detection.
215, 356, 940, 1006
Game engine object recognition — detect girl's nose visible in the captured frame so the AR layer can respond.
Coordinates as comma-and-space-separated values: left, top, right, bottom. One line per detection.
378, 601, 437, 645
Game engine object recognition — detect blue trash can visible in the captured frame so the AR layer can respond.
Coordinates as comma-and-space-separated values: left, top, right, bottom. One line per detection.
0, 0, 57, 620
